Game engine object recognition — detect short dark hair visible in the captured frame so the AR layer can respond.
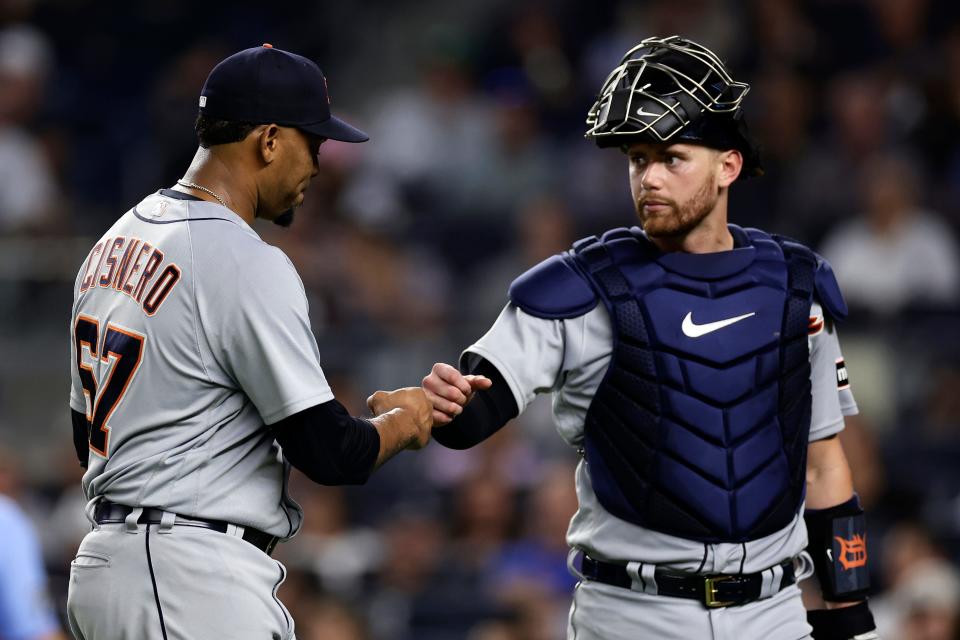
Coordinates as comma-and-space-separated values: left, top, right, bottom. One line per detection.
194, 114, 259, 148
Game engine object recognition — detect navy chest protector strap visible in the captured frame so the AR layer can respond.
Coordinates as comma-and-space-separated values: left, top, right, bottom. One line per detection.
510, 225, 836, 543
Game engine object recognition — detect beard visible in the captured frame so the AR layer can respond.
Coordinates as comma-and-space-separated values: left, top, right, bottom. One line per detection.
636, 173, 719, 238
273, 208, 295, 227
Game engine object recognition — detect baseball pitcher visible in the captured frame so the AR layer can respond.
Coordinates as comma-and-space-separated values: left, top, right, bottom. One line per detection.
67, 45, 433, 640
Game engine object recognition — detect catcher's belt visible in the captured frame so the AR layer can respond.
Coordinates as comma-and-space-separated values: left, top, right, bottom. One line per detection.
577, 551, 797, 608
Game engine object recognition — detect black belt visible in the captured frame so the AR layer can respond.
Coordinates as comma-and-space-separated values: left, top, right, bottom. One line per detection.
578, 553, 796, 608
94, 501, 279, 556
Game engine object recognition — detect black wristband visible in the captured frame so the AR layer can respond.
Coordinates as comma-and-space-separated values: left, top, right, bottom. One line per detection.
808, 602, 876, 640
804, 494, 871, 601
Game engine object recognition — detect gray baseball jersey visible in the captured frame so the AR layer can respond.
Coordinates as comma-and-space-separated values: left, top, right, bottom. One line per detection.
463, 300, 857, 574
69, 190, 334, 538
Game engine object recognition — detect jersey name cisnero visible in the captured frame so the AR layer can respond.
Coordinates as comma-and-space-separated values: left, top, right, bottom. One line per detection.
77, 235, 181, 316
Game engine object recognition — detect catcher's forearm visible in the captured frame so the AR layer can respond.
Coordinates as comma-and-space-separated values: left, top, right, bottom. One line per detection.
806, 436, 854, 509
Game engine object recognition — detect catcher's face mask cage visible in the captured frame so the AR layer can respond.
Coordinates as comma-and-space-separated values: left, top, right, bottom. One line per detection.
585, 35, 762, 176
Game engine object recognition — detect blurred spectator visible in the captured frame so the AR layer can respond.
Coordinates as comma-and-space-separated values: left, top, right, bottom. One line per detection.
364, 504, 507, 640
777, 71, 893, 244
935, 26, 960, 225
0, 24, 59, 234
451, 468, 518, 569
876, 557, 960, 640
0, 492, 66, 640
489, 462, 578, 600
740, 0, 817, 71
819, 150, 960, 314
460, 69, 556, 228
296, 595, 370, 640
625, 0, 742, 63
365, 508, 444, 640
923, 365, 960, 442
882, 359, 960, 547
486, 463, 579, 639
357, 25, 495, 227
464, 194, 577, 329
121, 43, 228, 204
731, 67, 816, 231
466, 620, 523, 640
279, 483, 383, 598
867, 0, 934, 63
474, 3, 584, 137
337, 226, 451, 336
424, 421, 546, 492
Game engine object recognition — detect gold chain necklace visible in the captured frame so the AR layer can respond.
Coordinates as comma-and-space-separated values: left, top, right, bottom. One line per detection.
176, 179, 228, 208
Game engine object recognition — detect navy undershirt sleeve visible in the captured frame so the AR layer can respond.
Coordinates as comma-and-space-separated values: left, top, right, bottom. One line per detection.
431, 357, 519, 450
272, 399, 380, 485
71, 409, 89, 468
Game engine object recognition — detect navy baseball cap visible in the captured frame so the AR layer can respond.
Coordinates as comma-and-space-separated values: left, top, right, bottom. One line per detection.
199, 43, 368, 143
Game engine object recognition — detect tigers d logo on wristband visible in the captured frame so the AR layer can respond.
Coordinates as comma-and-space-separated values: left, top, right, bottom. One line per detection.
834, 533, 868, 570
827, 513, 871, 595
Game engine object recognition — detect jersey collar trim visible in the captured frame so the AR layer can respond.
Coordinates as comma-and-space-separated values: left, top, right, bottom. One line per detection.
132, 190, 258, 236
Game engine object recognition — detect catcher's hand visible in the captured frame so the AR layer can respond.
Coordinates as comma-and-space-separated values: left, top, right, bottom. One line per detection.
422, 362, 491, 425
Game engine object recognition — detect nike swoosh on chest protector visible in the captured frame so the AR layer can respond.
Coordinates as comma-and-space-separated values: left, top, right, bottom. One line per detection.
681, 311, 756, 338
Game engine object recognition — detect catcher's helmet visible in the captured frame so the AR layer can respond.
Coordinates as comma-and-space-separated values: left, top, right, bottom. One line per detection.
585, 35, 762, 177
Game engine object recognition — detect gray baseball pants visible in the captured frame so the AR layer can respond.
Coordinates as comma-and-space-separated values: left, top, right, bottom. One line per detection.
67, 509, 294, 640
567, 578, 813, 639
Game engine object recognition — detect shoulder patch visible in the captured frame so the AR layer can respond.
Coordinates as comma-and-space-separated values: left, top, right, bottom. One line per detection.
814, 256, 848, 322
808, 312, 825, 336
835, 358, 850, 390
508, 254, 598, 319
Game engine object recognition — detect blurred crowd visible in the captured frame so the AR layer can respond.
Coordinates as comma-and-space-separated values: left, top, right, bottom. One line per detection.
1, 0, 959, 638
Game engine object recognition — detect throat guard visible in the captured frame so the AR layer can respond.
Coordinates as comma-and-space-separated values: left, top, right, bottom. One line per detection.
573, 226, 816, 542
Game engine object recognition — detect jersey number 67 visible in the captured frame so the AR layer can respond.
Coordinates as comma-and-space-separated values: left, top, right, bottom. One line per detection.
73, 315, 145, 458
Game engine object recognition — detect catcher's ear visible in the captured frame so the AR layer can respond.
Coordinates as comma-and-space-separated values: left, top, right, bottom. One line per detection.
717, 149, 743, 188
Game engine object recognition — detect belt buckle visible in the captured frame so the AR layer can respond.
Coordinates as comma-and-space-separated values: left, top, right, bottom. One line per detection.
704, 575, 735, 608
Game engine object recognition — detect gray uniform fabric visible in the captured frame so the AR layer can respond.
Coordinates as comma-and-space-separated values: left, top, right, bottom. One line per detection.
464, 300, 857, 640
68, 191, 333, 639
68, 521, 293, 640
568, 580, 812, 640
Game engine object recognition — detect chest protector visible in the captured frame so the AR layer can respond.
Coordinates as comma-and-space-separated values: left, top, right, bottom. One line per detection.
511, 225, 838, 543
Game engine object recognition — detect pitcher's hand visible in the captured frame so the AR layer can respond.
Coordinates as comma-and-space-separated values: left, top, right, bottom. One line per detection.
367, 386, 433, 450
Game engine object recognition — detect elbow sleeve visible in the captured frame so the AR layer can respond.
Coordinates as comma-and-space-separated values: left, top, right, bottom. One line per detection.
432, 357, 519, 450
273, 400, 380, 485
